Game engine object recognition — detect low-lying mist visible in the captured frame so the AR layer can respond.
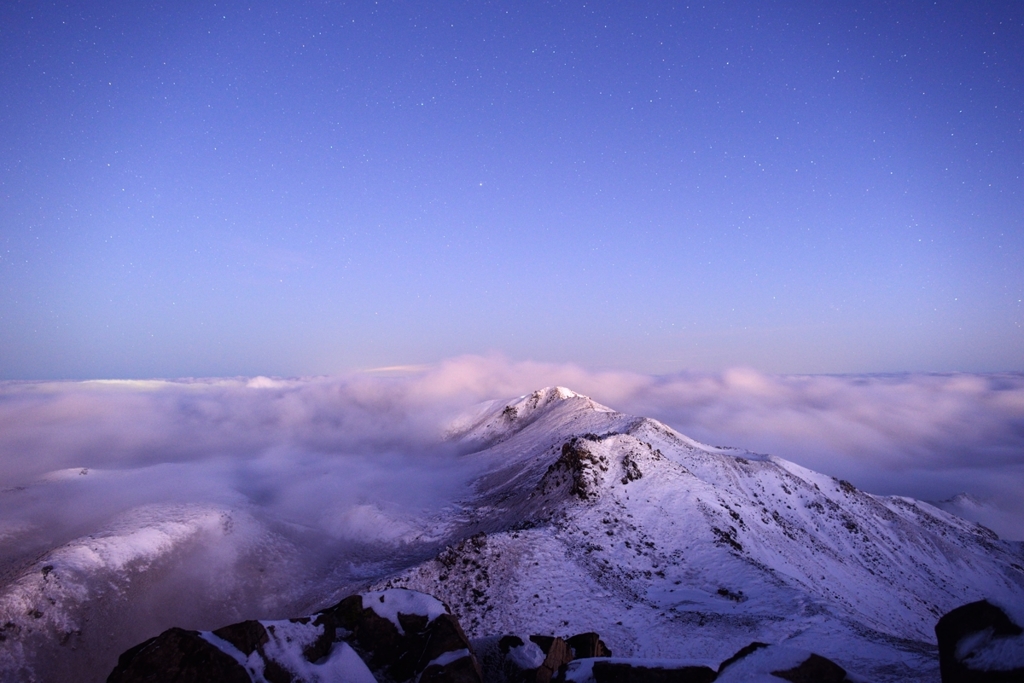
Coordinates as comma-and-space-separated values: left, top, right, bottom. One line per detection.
0, 372, 480, 586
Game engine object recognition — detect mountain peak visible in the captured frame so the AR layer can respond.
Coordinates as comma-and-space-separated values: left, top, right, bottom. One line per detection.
446, 387, 612, 448
385, 393, 1024, 681
504, 386, 596, 414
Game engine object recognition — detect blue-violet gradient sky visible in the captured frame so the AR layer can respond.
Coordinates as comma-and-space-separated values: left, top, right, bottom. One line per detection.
2, 1, 1022, 379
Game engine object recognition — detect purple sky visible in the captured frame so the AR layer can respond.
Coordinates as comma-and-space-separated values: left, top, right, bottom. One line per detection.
2, 1, 1022, 378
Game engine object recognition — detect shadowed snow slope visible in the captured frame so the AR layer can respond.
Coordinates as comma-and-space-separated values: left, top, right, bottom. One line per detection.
378, 387, 1024, 683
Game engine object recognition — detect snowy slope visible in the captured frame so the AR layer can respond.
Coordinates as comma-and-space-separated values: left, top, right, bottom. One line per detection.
377, 388, 1024, 682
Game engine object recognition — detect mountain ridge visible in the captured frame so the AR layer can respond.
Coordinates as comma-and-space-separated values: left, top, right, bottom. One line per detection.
374, 387, 1024, 681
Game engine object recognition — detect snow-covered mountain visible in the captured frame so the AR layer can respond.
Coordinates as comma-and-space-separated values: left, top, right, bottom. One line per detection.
2, 387, 1022, 682
376, 388, 1024, 682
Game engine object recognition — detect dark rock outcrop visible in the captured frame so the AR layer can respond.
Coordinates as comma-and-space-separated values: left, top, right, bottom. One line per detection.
109, 585, 885, 683
336, 592, 484, 683
108, 589, 482, 683
566, 632, 611, 659
107, 627, 251, 683
716, 641, 768, 674
528, 636, 573, 683
770, 653, 849, 683
538, 439, 609, 501
475, 631, 612, 683
936, 600, 1024, 682
212, 620, 269, 657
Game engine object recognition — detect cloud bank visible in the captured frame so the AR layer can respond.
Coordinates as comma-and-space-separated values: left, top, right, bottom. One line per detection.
2, 358, 1022, 560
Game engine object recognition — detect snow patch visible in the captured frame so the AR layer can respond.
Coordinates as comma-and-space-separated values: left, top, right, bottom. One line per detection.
259, 619, 329, 680
203, 627, 379, 683
361, 589, 448, 634
716, 646, 822, 682
507, 640, 546, 669
424, 647, 471, 669
317, 641, 379, 683
562, 657, 597, 683
954, 598, 1024, 671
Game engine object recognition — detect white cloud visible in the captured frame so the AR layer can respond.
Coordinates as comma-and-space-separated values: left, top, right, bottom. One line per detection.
1, 356, 1022, 569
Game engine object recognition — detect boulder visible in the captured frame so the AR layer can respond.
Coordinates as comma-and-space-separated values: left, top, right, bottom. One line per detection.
770, 653, 848, 683
106, 627, 251, 683
474, 635, 543, 683
107, 589, 482, 683
212, 620, 269, 656
566, 632, 612, 659
529, 636, 573, 683
935, 599, 1024, 682
473, 632, 607, 683
315, 591, 480, 683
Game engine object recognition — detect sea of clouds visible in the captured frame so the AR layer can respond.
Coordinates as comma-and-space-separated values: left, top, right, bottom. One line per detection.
0, 355, 1021, 584
2, 355, 1022, 678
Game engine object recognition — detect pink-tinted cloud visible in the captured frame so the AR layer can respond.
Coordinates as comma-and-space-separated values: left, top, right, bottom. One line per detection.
1, 356, 1022, 562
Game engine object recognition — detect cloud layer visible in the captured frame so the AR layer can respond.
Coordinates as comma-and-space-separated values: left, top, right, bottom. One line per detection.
1, 356, 1022, 568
